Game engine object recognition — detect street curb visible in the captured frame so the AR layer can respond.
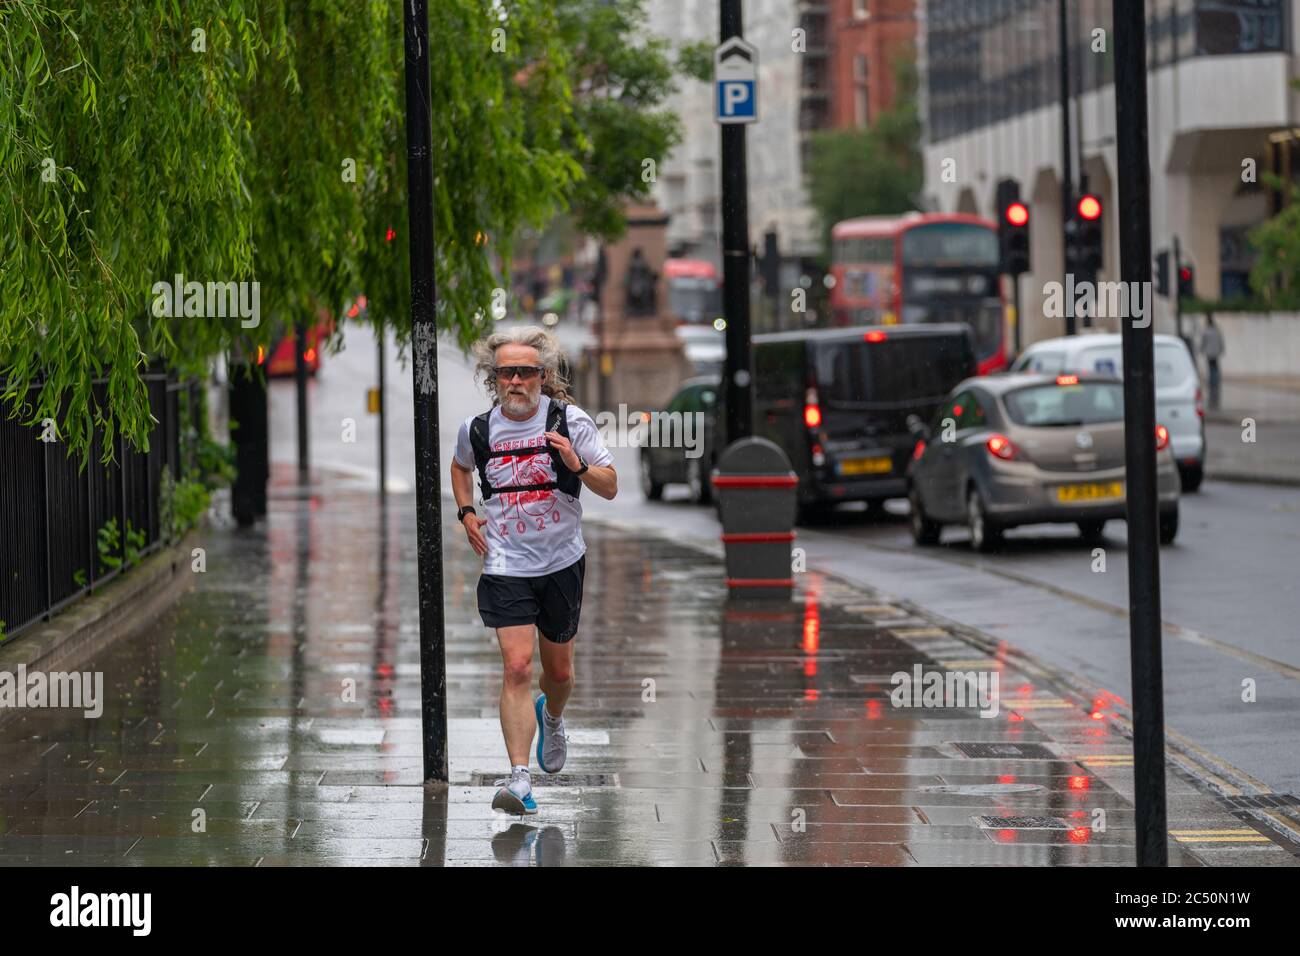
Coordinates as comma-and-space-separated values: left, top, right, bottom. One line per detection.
578, 507, 1300, 861
0, 528, 201, 684
1206, 469, 1300, 489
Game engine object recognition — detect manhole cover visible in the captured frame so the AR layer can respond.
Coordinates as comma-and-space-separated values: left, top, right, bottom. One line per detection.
975, 815, 1069, 830
919, 783, 1045, 795
953, 742, 1058, 760
1222, 793, 1300, 810
470, 772, 618, 788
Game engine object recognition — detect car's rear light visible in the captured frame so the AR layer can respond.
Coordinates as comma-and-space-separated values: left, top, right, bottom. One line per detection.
912, 440, 926, 462
986, 434, 1018, 460
1155, 424, 1170, 451
804, 387, 821, 428
864, 329, 887, 343
1195, 387, 1204, 419
1056, 374, 1079, 386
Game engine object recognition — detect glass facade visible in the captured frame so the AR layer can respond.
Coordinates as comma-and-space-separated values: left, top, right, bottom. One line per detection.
926, 0, 1289, 143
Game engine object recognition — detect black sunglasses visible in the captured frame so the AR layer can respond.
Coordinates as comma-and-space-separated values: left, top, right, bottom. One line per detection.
494, 365, 544, 381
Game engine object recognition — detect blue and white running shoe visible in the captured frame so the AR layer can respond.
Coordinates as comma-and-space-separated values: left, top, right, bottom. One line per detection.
491, 768, 538, 815
535, 694, 568, 774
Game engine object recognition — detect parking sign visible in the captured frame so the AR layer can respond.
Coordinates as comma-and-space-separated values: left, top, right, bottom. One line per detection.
715, 37, 758, 125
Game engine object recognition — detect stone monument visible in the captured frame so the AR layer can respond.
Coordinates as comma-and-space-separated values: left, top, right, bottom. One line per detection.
581, 202, 690, 414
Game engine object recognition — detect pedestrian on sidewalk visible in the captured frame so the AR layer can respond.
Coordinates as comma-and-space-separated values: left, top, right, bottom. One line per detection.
1201, 312, 1224, 411
451, 326, 617, 815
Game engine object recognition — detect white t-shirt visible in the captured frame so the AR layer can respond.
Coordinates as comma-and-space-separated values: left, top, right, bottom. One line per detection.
454, 394, 613, 577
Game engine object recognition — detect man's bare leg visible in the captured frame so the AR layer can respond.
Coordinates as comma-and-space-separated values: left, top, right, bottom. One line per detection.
538, 634, 575, 718
496, 624, 537, 766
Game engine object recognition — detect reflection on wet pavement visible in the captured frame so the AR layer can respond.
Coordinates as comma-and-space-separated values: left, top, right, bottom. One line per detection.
0, 477, 1272, 866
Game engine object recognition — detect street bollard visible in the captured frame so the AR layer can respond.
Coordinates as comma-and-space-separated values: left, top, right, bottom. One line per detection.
711, 437, 798, 600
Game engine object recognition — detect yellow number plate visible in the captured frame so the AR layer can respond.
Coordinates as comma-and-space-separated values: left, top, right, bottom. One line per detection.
840, 456, 893, 476
1056, 481, 1123, 502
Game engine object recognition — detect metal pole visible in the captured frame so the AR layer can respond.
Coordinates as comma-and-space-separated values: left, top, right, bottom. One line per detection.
376, 311, 387, 498
720, 0, 753, 445
294, 319, 309, 482
1012, 276, 1022, 359
596, 248, 608, 414
1112, 0, 1168, 867
1173, 235, 1184, 341
1059, 0, 1075, 336
402, 0, 449, 784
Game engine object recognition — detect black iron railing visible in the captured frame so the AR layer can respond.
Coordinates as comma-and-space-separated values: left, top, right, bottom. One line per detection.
0, 371, 190, 642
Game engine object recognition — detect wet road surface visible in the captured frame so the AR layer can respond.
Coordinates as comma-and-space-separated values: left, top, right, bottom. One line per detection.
0, 471, 1292, 865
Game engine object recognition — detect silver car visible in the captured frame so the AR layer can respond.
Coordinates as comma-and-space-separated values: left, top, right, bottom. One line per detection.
1011, 332, 1206, 491
906, 373, 1182, 551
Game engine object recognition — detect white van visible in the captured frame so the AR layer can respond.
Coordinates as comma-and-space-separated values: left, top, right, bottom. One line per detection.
1010, 332, 1205, 491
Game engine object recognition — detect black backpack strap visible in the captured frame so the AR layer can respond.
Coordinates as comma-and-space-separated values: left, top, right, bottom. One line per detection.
548, 400, 581, 498
469, 411, 495, 500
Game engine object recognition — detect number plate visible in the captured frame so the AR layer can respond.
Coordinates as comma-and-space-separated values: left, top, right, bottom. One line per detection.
839, 455, 893, 476
1056, 481, 1123, 502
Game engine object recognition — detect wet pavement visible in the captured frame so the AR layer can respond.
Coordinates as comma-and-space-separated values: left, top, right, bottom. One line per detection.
0, 468, 1294, 866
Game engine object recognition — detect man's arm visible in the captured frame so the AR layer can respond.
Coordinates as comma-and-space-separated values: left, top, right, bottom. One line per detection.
576, 463, 617, 500
544, 428, 617, 500
451, 458, 488, 555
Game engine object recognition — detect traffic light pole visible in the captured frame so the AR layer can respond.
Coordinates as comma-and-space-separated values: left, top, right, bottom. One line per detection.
1059, 0, 1076, 337
1113, 0, 1168, 867
402, 0, 449, 784
1173, 235, 1184, 342
720, 0, 753, 445
1012, 277, 1022, 358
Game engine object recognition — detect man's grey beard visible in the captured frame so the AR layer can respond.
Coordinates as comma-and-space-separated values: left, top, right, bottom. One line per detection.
501, 389, 541, 417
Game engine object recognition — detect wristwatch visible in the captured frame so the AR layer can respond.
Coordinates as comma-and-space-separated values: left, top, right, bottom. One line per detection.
457, 505, 477, 523
573, 455, 589, 476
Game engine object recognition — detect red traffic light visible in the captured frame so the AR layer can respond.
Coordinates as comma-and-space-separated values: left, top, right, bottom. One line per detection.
1077, 194, 1102, 221
1179, 267, 1192, 281
1005, 202, 1030, 227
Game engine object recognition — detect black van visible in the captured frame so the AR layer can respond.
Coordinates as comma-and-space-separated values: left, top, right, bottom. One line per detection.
733, 324, 977, 521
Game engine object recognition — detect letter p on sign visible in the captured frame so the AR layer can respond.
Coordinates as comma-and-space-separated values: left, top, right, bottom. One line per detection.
715, 37, 758, 125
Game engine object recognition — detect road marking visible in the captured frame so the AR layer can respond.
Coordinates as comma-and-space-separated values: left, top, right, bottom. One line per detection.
841, 537, 1300, 684
1002, 698, 1073, 709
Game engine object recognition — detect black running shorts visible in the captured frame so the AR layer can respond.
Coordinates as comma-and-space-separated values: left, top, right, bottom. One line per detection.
477, 555, 586, 643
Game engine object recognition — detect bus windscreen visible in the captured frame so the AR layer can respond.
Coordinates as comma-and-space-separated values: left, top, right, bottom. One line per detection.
901, 223, 999, 268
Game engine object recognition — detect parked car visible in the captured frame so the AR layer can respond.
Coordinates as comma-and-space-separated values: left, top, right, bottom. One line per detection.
1010, 332, 1205, 491
720, 323, 978, 524
906, 372, 1182, 551
638, 377, 720, 504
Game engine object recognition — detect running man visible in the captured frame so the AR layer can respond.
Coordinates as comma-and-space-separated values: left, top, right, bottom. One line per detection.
451, 326, 617, 814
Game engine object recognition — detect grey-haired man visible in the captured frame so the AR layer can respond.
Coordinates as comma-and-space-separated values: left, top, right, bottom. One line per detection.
451, 327, 617, 814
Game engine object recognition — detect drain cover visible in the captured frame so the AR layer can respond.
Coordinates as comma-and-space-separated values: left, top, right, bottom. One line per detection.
919, 783, 1045, 795
953, 742, 1057, 760
975, 815, 1069, 830
470, 772, 618, 788
1221, 793, 1300, 810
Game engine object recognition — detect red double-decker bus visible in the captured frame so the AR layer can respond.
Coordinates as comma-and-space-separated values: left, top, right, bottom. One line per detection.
829, 212, 1007, 375
663, 258, 722, 325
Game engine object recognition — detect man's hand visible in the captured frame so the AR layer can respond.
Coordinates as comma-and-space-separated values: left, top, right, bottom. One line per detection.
463, 512, 488, 556
544, 430, 582, 471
